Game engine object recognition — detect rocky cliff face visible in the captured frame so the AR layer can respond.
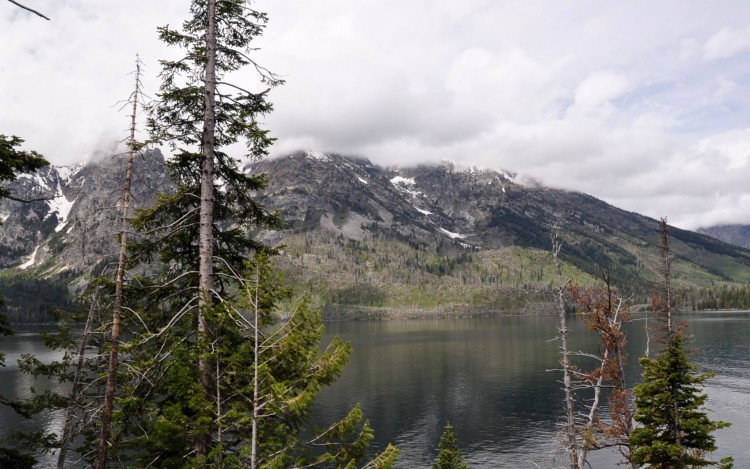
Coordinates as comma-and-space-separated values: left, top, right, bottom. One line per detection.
697, 224, 750, 250
250, 151, 750, 293
3, 149, 750, 304
0, 149, 170, 282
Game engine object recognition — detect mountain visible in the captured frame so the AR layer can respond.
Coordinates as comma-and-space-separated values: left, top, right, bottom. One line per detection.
697, 224, 750, 250
0, 149, 170, 278
3, 149, 750, 321
248, 152, 750, 316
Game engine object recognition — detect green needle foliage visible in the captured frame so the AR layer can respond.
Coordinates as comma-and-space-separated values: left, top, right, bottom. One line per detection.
630, 219, 733, 469
630, 334, 732, 468
119, 254, 398, 468
115, 1, 397, 464
0, 134, 49, 202
433, 423, 467, 469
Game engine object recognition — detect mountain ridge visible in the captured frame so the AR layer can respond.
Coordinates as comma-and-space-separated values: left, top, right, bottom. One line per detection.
697, 224, 750, 250
2, 149, 750, 321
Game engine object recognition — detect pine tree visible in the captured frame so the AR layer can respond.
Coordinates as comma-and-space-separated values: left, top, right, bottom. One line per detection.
222, 253, 397, 467
630, 335, 731, 468
131, 0, 283, 460
0, 135, 49, 204
433, 423, 467, 469
0, 135, 49, 343
629, 218, 733, 468
118, 254, 398, 467
116, 1, 397, 466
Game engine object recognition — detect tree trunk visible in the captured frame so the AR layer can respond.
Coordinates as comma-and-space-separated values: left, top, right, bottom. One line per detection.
96, 58, 141, 469
251, 265, 260, 469
659, 219, 682, 445
58, 288, 100, 469
196, 0, 218, 458
552, 233, 579, 469
659, 218, 673, 337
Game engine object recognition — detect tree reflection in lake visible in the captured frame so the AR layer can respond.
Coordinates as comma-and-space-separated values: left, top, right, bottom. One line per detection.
1, 313, 747, 468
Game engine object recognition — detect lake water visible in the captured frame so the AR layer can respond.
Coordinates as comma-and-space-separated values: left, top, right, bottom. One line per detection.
1, 312, 748, 468
313, 312, 749, 468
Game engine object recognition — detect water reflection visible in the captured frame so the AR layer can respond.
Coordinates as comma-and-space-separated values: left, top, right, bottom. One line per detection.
1, 314, 747, 468
315, 313, 748, 467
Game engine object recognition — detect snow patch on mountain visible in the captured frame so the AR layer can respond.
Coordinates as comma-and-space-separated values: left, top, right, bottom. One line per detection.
390, 176, 415, 186
19, 245, 39, 270
415, 207, 432, 216
357, 176, 368, 185
439, 227, 467, 239
306, 151, 330, 162
47, 179, 75, 232
57, 162, 86, 183
390, 176, 422, 197
496, 169, 515, 181
18, 172, 51, 191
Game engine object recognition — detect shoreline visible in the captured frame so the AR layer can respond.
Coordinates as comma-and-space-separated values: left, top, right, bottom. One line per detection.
321, 301, 560, 320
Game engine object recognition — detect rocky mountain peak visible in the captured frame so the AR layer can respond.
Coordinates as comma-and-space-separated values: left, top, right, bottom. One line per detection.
0, 149, 169, 277
3, 148, 750, 306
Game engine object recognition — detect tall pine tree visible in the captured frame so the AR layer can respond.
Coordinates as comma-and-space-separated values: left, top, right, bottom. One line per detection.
629, 219, 732, 468
132, 0, 283, 460
115, 1, 398, 467
630, 335, 731, 468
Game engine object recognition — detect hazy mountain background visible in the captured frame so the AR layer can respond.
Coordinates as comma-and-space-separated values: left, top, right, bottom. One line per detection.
697, 225, 750, 250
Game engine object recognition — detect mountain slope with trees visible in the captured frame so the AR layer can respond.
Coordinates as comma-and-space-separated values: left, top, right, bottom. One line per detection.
3, 151, 750, 320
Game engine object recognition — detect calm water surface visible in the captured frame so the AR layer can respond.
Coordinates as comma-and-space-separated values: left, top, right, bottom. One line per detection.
1, 313, 748, 468
313, 312, 750, 468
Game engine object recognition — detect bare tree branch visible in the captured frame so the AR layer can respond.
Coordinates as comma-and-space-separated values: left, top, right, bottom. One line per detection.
7, 0, 50, 20
3, 193, 56, 202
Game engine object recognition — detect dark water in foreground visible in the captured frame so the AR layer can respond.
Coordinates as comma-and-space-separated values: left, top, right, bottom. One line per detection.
1, 312, 748, 468
313, 312, 750, 468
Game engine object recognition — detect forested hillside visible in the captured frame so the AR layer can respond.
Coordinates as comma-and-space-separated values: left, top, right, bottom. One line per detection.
4, 150, 750, 322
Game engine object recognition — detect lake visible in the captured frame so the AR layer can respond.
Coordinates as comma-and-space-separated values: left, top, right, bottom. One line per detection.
1, 312, 748, 468
313, 312, 749, 467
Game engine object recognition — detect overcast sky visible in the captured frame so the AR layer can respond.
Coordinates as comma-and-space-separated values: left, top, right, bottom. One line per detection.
3, 1, 750, 230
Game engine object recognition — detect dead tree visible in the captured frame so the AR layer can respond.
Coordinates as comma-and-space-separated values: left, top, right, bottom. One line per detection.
551, 230, 579, 469
56, 287, 102, 469
569, 271, 634, 467
552, 232, 634, 468
96, 56, 144, 469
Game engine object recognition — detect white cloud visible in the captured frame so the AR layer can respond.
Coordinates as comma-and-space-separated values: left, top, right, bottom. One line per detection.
568, 71, 630, 118
696, 129, 750, 170
5, 0, 750, 230
703, 25, 750, 61
444, 47, 564, 123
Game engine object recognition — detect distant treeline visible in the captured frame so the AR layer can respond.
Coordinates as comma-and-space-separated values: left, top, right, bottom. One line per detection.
0, 273, 72, 324
685, 284, 750, 311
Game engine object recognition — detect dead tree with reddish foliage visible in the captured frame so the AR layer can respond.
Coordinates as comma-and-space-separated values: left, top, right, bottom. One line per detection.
568, 270, 635, 467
